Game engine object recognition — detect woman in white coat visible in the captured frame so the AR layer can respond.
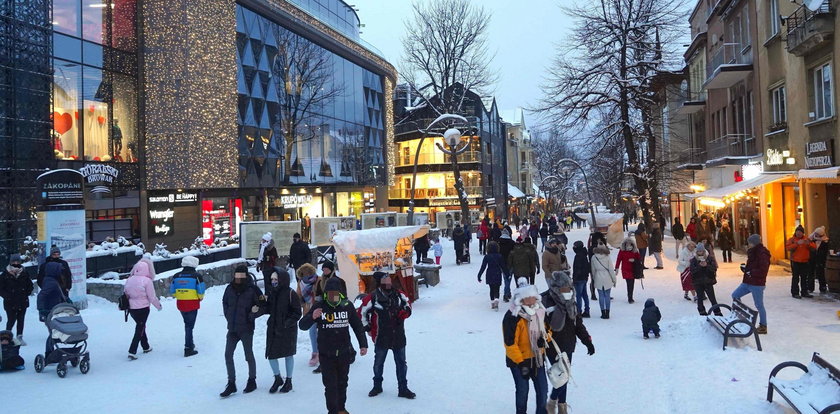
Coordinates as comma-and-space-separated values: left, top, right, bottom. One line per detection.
589, 241, 616, 319
677, 241, 697, 301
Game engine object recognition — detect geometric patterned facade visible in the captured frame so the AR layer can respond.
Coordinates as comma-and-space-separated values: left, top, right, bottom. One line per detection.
236, 4, 386, 188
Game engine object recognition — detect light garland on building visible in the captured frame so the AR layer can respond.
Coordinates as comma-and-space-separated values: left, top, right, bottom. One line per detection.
143, 0, 239, 190
384, 77, 396, 186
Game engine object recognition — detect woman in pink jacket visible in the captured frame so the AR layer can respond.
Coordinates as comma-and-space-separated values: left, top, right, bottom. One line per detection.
615, 237, 641, 304
124, 258, 162, 360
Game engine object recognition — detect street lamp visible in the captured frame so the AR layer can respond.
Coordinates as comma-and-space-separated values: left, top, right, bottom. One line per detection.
556, 158, 597, 228
406, 114, 469, 225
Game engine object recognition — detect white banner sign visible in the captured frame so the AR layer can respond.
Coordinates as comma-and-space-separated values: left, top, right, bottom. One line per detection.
42, 209, 88, 308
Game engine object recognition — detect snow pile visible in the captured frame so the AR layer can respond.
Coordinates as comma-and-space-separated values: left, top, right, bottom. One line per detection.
770, 362, 840, 411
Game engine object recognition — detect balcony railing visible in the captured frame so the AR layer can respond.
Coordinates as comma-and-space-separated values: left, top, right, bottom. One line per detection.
706, 134, 757, 163
388, 186, 483, 200
677, 89, 707, 114
395, 150, 482, 167
675, 148, 706, 169
786, 1, 834, 57
705, 43, 752, 89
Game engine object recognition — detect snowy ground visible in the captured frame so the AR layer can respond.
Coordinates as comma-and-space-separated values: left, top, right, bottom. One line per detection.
3, 228, 839, 413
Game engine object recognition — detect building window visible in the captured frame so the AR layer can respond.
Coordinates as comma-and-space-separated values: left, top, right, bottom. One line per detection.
771, 85, 786, 124
812, 62, 834, 120
769, 0, 780, 38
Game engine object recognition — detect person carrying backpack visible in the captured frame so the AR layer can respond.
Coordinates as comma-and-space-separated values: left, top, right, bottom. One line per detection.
170, 255, 205, 357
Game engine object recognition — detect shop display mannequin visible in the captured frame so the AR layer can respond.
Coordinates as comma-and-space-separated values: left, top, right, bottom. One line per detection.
110, 118, 123, 161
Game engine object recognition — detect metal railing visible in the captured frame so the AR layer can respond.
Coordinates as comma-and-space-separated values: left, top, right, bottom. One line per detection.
388, 186, 483, 200
676, 147, 706, 166
706, 43, 752, 81
395, 150, 482, 167
786, 1, 834, 54
706, 134, 756, 160
787, 1, 832, 36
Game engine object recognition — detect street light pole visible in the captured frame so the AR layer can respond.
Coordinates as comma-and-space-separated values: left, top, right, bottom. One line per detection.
406, 114, 469, 225
436, 128, 472, 231
557, 158, 597, 229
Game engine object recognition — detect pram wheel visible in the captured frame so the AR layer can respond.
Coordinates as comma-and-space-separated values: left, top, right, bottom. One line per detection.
34, 355, 45, 373
71, 358, 79, 368
79, 357, 90, 374
56, 362, 67, 378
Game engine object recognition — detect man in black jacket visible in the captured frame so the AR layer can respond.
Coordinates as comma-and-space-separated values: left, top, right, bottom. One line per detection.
219, 265, 264, 397
360, 272, 415, 399
288, 233, 312, 270
300, 277, 368, 414
38, 246, 72, 298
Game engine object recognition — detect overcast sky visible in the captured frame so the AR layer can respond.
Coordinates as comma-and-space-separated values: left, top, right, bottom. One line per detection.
351, 0, 572, 129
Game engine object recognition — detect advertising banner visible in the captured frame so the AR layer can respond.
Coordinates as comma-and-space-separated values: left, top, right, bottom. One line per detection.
396, 213, 430, 226
36, 169, 84, 206
311, 216, 357, 246
361, 212, 397, 230
239, 221, 302, 259
42, 209, 88, 308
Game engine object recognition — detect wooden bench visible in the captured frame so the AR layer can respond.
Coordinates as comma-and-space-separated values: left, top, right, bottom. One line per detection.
767, 352, 840, 414
706, 298, 762, 351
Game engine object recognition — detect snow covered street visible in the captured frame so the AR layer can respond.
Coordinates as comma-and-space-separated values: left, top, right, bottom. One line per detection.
3, 228, 840, 413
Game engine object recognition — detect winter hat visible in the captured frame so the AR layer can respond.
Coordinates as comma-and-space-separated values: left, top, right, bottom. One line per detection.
293, 233, 301, 239
262, 232, 272, 242
814, 226, 827, 237
573, 240, 584, 250
523, 236, 532, 244
514, 278, 540, 301
321, 261, 335, 273
50, 246, 61, 255
234, 264, 249, 274
795, 225, 805, 235
747, 234, 761, 247
297, 263, 317, 279
9, 254, 22, 264
501, 229, 512, 240
550, 271, 573, 289
181, 255, 199, 268
695, 243, 708, 257
325, 276, 343, 293
130, 260, 152, 280
372, 271, 387, 281
644, 298, 656, 308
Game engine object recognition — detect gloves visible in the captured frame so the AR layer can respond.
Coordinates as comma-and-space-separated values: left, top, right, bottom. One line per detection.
519, 363, 531, 379
397, 310, 410, 320
585, 341, 595, 356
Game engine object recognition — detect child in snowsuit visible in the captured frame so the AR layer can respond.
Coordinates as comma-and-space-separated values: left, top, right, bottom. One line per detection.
0, 330, 24, 370
641, 298, 661, 339
432, 238, 443, 265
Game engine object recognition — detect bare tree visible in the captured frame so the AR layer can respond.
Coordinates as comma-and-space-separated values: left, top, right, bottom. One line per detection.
272, 27, 342, 183
400, 0, 497, 115
536, 0, 686, 226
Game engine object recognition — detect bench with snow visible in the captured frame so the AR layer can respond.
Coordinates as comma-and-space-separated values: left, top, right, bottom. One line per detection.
706, 298, 762, 351
767, 352, 840, 414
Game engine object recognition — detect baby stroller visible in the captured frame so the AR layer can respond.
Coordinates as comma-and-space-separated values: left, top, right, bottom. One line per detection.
34, 303, 90, 378
460, 244, 471, 264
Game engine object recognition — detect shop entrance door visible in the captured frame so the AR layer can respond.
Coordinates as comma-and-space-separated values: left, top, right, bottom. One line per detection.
781, 183, 801, 260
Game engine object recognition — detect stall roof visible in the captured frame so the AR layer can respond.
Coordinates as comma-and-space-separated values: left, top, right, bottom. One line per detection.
798, 166, 840, 180
685, 173, 793, 200
508, 183, 526, 199
331, 225, 429, 253
575, 212, 624, 227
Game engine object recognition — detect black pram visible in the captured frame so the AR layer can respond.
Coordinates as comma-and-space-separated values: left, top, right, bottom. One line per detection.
34, 303, 90, 378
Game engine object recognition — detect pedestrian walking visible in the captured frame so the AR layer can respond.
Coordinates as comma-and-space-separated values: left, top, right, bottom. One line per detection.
220, 265, 264, 397
431, 237, 443, 265
491, 219, 503, 242
0, 254, 34, 345
360, 272, 415, 399
634, 224, 649, 270
452, 224, 468, 265
539, 222, 549, 252
696, 217, 713, 247
36, 262, 66, 323
615, 237, 641, 304
504, 278, 550, 414
289, 232, 312, 272
677, 241, 697, 301
478, 241, 507, 310
649, 223, 664, 269
785, 225, 816, 298
258, 267, 301, 394
732, 234, 770, 334
541, 238, 569, 288
509, 237, 540, 286
529, 220, 540, 247
672, 218, 686, 258
478, 218, 490, 255
170, 255, 205, 357
691, 243, 721, 316
571, 241, 590, 318
123, 258, 162, 360
809, 226, 830, 293
258, 232, 278, 279
641, 298, 661, 339
499, 229, 516, 302
38, 246, 72, 299
413, 233, 430, 264
717, 221, 734, 263
590, 242, 615, 319
685, 217, 697, 242
295, 263, 320, 368
541, 271, 595, 414
299, 277, 369, 414
587, 231, 608, 301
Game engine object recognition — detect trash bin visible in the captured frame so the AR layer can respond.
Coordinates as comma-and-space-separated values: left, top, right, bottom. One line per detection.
826, 256, 840, 293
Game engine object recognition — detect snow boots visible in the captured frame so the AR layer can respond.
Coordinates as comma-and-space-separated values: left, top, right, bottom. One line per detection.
243, 378, 257, 393
278, 378, 292, 393
219, 381, 237, 398
547, 398, 558, 413
491, 299, 499, 311
368, 384, 383, 397
308, 352, 319, 367
600, 309, 610, 319
756, 324, 768, 335
558, 402, 569, 414
184, 348, 198, 357
16, 335, 25, 346
313, 365, 321, 374
398, 388, 417, 399
503, 293, 511, 302
581, 310, 590, 318
270, 375, 284, 393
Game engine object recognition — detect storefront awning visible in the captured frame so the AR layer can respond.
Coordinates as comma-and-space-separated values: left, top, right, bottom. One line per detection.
508, 183, 526, 199
798, 166, 840, 180
686, 173, 794, 200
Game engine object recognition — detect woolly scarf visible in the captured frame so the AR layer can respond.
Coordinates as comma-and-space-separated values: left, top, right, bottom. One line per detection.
6, 265, 22, 276
258, 240, 269, 263
518, 304, 547, 367
548, 287, 577, 333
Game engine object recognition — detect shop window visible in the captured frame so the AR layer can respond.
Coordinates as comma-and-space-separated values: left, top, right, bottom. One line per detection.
54, 0, 82, 37
771, 85, 786, 124
81, 68, 138, 162
811, 62, 834, 121
53, 61, 82, 160
82, 0, 107, 44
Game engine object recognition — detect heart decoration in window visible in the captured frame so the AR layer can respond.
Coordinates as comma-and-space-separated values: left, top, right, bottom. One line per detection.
53, 111, 73, 135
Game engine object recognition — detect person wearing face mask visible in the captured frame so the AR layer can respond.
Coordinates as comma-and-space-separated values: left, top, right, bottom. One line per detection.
360, 272, 415, 399
0, 254, 34, 345
257, 233, 278, 280
220, 265, 264, 397
541, 271, 595, 414
503, 278, 550, 414
299, 277, 368, 414
257, 268, 302, 394
690, 243, 722, 316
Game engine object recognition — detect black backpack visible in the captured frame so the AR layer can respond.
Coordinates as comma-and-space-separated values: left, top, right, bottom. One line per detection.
118, 293, 130, 322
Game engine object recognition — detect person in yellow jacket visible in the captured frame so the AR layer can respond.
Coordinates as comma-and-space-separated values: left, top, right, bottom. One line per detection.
503, 278, 550, 414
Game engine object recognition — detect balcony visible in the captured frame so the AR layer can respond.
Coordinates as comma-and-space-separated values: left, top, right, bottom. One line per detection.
705, 43, 753, 89
395, 150, 482, 167
786, 1, 834, 57
677, 90, 707, 115
388, 186, 483, 200
675, 148, 706, 170
705, 134, 758, 166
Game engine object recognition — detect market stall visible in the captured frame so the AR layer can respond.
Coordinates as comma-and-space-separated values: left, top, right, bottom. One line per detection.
331, 225, 430, 301
576, 213, 625, 248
